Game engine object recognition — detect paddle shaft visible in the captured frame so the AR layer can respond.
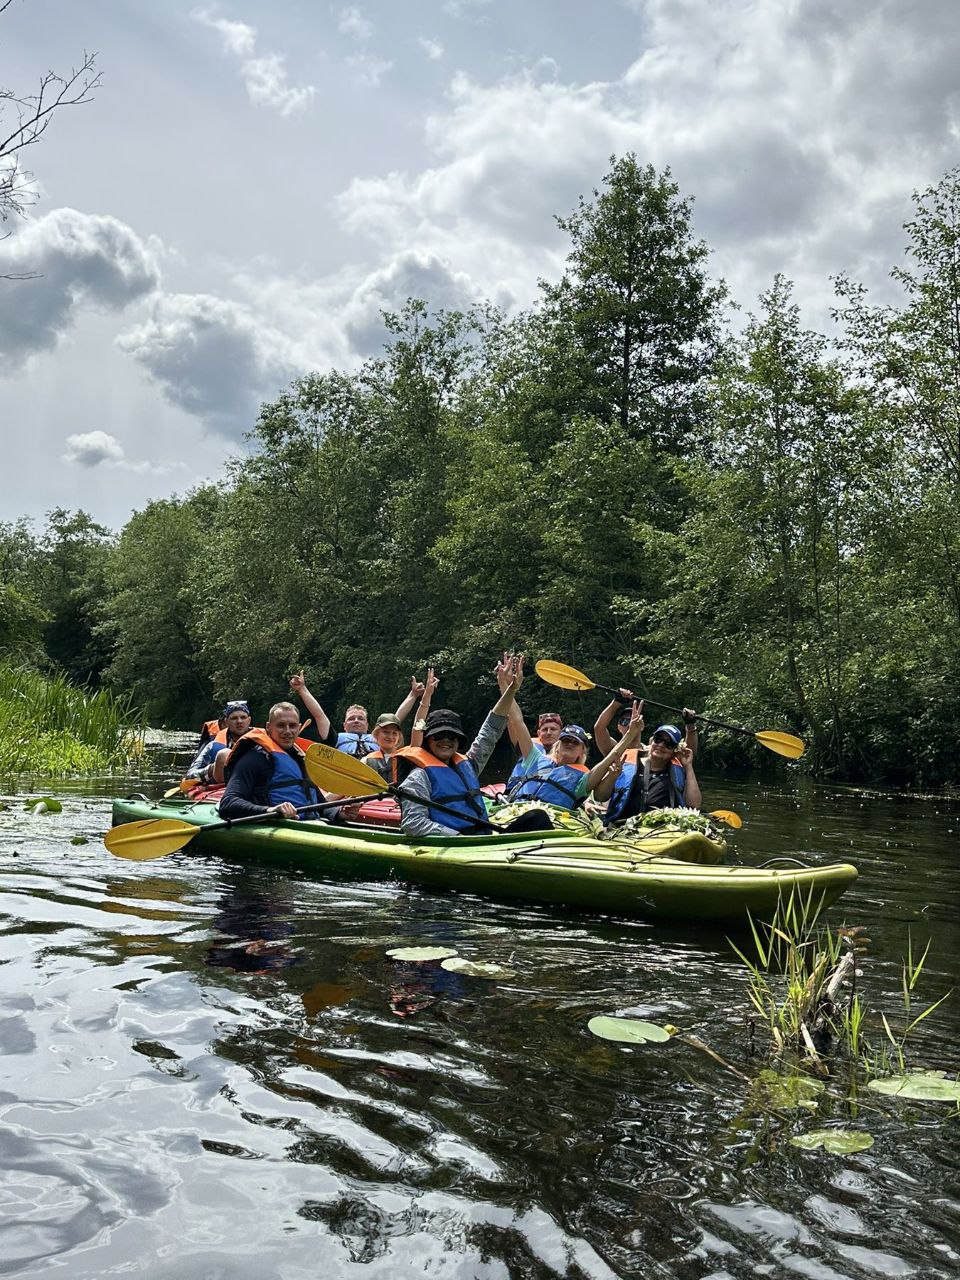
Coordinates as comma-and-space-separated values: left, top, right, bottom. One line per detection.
209, 794, 384, 831
392, 784, 504, 834
589, 681, 756, 742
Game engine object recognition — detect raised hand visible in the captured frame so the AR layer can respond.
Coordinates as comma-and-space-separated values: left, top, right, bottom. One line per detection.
410, 674, 426, 697
289, 670, 306, 694
425, 666, 439, 695
494, 651, 514, 693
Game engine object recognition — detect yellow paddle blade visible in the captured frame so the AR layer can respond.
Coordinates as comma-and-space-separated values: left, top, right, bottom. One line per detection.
709, 809, 743, 830
304, 744, 389, 798
534, 659, 597, 692
104, 818, 200, 861
755, 730, 806, 759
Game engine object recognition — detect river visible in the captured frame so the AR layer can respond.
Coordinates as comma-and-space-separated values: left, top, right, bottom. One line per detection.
1, 737, 959, 1278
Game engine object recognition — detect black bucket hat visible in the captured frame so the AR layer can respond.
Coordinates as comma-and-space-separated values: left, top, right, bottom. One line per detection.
423, 708, 468, 747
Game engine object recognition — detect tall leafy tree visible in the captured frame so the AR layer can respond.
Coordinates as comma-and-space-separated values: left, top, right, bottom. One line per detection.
538, 154, 725, 455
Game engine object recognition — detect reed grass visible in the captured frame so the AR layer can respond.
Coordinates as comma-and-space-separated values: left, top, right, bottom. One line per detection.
0, 663, 144, 775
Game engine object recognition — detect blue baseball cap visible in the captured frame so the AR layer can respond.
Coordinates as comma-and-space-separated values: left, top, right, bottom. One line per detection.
653, 724, 682, 746
222, 700, 250, 717
558, 724, 590, 746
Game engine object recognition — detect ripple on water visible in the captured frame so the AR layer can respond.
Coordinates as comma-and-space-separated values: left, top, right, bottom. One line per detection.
2, 773, 960, 1276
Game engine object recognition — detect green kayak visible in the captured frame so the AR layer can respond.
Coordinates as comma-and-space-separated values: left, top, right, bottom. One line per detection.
110, 796, 857, 924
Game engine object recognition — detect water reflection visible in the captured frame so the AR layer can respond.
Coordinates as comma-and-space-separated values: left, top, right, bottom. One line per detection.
0, 758, 959, 1276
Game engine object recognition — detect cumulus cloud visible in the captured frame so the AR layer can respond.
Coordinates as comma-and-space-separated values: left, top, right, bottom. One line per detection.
117, 292, 301, 438
333, 0, 960, 329
61, 430, 187, 476
338, 6, 373, 41
63, 430, 125, 467
0, 208, 161, 373
192, 8, 315, 116
418, 38, 444, 61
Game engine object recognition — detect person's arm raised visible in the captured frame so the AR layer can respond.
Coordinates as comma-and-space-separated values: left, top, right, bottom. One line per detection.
594, 687, 633, 756
589, 701, 644, 800
677, 744, 702, 809
289, 671, 331, 740
410, 667, 438, 749
395, 674, 426, 723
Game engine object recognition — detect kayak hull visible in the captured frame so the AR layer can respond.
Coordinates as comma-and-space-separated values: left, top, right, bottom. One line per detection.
110, 797, 858, 924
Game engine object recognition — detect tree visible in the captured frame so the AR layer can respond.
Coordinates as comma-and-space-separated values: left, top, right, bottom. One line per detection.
1, 0, 99, 273
538, 155, 725, 454
38, 508, 114, 685
673, 277, 878, 773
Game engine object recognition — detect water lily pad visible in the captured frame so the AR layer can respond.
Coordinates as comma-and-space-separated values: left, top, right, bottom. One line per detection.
70, 835, 89, 846
756, 1069, 825, 1110
867, 1071, 960, 1102
386, 946, 459, 962
25, 797, 62, 815
440, 958, 516, 979
790, 1129, 874, 1154
588, 1015, 673, 1044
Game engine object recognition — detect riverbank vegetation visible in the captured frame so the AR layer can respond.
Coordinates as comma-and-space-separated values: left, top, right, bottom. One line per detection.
3, 158, 959, 787
0, 664, 142, 775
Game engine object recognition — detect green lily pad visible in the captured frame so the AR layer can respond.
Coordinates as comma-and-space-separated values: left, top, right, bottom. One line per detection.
790, 1129, 874, 1154
867, 1071, 960, 1102
70, 835, 89, 846
756, 1069, 825, 1111
386, 946, 459, 962
588, 1015, 673, 1044
25, 797, 62, 815
440, 958, 516, 979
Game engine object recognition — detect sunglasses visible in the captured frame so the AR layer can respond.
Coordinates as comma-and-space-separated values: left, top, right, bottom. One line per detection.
428, 731, 459, 743
652, 734, 677, 747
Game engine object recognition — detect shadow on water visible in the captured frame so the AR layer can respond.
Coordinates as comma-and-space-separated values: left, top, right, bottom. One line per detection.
0, 745, 959, 1276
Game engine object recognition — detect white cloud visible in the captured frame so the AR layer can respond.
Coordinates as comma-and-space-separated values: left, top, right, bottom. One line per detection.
192, 8, 315, 116
338, 6, 373, 41
61, 429, 187, 476
418, 37, 444, 61
117, 291, 301, 438
332, 1, 960, 330
0, 208, 161, 372
63, 430, 125, 467
345, 53, 392, 87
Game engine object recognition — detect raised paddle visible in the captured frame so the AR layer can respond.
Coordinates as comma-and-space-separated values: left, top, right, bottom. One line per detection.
304, 744, 508, 834
104, 795, 385, 861
534, 660, 805, 760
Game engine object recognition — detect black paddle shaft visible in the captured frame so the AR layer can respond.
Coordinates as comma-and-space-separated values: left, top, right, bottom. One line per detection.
587, 680, 752, 740
210, 794, 385, 831
391, 784, 505, 834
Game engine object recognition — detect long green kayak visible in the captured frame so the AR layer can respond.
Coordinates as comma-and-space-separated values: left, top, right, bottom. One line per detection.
110, 796, 858, 924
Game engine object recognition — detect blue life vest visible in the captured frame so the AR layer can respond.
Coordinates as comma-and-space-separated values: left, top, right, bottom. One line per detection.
507, 757, 588, 810
505, 735, 546, 791
605, 751, 685, 825
227, 728, 318, 811
395, 746, 488, 832
336, 731, 379, 758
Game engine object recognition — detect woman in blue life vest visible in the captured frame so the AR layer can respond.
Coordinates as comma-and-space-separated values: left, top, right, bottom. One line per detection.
363, 668, 439, 785
219, 701, 319, 820
592, 711, 702, 824
503, 699, 657, 812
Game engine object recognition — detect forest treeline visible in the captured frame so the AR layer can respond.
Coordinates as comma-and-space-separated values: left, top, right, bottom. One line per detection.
4, 156, 960, 787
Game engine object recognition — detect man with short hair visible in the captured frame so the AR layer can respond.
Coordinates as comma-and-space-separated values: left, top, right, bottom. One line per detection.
218, 701, 319, 820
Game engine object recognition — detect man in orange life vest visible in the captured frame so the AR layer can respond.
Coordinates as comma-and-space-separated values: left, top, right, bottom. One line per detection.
218, 701, 318, 820
184, 700, 252, 785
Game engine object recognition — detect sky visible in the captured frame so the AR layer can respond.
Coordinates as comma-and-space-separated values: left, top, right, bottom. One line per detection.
1, 0, 958, 529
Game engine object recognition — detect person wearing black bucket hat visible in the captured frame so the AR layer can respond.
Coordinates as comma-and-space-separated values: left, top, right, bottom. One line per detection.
393, 654, 528, 837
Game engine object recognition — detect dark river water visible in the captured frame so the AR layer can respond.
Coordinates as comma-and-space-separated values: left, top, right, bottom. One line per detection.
2, 738, 960, 1278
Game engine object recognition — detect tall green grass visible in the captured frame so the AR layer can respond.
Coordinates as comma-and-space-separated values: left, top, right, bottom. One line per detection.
0, 664, 145, 775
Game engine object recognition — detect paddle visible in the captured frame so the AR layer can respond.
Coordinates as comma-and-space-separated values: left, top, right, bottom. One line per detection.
304, 744, 507, 834
709, 809, 743, 829
534, 660, 805, 760
104, 795, 385, 861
